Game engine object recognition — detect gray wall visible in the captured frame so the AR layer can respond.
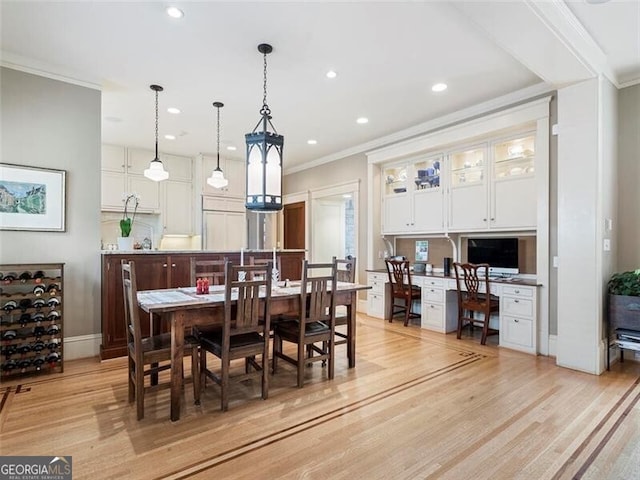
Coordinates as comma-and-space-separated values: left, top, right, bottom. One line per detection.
284, 152, 368, 285
617, 83, 640, 271
0, 67, 102, 338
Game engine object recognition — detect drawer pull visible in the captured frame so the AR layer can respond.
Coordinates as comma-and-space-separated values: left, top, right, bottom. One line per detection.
163, 264, 168, 268
514, 299, 520, 303
171, 263, 176, 267
514, 319, 519, 323
514, 289, 520, 294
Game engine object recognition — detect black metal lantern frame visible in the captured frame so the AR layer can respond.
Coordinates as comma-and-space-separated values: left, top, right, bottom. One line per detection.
245, 43, 284, 212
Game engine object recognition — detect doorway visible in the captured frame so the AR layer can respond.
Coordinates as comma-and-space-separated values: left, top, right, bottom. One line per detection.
311, 193, 356, 264
283, 201, 305, 249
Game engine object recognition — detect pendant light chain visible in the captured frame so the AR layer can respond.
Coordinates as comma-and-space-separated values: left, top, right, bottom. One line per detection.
154, 88, 159, 159
216, 104, 221, 168
261, 50, 270, 116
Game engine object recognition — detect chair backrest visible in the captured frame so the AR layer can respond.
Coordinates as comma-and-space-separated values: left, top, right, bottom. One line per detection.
453, 262, 492, 307
191, 257, 227, 286
121, 260, 142, 354
224, 261, 272, 337
333, 255, 356, 283
300, 260, 337, 330
385, 258, 413, 296
248, 255, 282, 277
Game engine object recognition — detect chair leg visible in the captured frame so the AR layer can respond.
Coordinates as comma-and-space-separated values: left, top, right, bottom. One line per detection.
481, 316, 489, 345
200, 349, 207, 389
272, 334, 280, 373
403, 298, 411, 327
221, 356, 230, 412
456, 310, 464, 340
297, 342, 305, 388
128, 356, 135, 404
135, 360, 145, 421
261, 349, 269, 401
192, 347, 201, 405
328, 339, 335, 380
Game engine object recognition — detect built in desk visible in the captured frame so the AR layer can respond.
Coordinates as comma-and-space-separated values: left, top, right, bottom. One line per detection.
366, 269, 540, 354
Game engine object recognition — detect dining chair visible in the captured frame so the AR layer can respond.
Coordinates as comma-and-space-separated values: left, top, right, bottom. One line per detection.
198, 261, 273, 411
248, 255, 282, 279
332, 255, 356, 348
385, 258, 421, 326
272, 259, 337, 388
121, 260, 200, 420
190, 257, 227, 286
453, 262, 499, 345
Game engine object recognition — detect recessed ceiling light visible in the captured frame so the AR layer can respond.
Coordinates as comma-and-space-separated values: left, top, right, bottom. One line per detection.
167, 107, 181, 114
164, 134, 176, 140
326, 70, 337, 79
226, 146, 237, 151
307, 139, 317, 145
356, 117, 369, 124
166, 6, 184, 18
432, 83, 448, 92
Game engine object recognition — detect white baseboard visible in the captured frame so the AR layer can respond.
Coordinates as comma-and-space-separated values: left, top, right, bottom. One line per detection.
64, 333, 101, 360
548, 334, 557, 357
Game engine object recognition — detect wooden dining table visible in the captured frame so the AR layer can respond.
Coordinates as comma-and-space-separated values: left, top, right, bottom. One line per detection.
137, 281, 370, 421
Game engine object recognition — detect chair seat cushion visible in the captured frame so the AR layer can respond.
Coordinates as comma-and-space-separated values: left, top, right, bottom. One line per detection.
133, 333, 199, 354
275, 320, 330, 337
200, 331, 264, 356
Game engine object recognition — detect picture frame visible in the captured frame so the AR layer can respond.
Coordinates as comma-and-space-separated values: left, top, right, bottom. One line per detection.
0, 163, 66, 232
415, 240, 429, 262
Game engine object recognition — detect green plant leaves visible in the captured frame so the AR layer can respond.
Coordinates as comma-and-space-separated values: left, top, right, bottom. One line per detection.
608, 270, 640, 296
120, 218, 132, 238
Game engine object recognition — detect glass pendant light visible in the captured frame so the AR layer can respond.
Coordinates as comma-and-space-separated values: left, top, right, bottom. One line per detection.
245, 43, 283, 212
207, 101, 229, 189
144, 84, 169, 182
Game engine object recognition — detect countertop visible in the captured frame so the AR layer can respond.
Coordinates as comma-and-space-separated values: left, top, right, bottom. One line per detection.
101, 249, 307, 255
366, 269, 540, 287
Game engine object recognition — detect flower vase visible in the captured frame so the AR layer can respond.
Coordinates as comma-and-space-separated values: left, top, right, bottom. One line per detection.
117, 236, 134, 251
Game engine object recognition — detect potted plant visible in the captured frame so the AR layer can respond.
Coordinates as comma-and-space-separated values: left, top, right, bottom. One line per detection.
117, 194, 138, 251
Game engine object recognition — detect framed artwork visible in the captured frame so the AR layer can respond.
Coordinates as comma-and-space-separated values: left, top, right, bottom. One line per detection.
0, 163, 66, 232
415, 240, 429, 261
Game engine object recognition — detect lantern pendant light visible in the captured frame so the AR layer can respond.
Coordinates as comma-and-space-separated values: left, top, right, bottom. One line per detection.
143, 84, 169, 182
207, 101, 229, 189
245, 43, 283, 212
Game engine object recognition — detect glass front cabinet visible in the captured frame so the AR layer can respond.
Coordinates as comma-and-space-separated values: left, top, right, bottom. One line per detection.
382, 155, 444, 233
448, 145, 488, 231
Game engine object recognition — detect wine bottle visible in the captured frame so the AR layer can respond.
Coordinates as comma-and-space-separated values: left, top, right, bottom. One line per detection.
19, 298, 32, 311
33, 355, 45, 371
19, 271, 32, 283
33, 298, 46, 310
33, 284, 46, 296
2, 300, 17, 312
33, 271, 45, 284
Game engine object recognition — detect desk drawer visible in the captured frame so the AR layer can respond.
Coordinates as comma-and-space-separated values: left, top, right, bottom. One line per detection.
421, 303, 444, 331
423, 277, 444, 288
502, 315, 533, 349
367, 292, 385, 318
367, 272, 387, 294
502, 296, 533, 317
502, 285, 533, 297
423, 287, 444, 304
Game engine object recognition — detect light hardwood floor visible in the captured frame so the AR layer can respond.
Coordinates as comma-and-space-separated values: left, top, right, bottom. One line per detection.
1, 315, 639, 480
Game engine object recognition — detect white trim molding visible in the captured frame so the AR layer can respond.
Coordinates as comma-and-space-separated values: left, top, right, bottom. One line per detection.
64, 333, 102, 360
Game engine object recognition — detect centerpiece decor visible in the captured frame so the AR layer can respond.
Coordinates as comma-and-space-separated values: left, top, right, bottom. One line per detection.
117, 194, 139, 251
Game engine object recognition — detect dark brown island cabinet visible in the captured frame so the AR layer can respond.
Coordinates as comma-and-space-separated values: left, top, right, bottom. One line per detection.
100, 250, 305, 359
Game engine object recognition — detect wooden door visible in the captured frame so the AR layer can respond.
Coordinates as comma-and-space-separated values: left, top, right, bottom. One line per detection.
284, 201, 305, 249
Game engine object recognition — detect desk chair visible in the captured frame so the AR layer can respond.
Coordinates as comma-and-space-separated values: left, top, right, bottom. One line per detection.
273, 260, 337, 388
121, 260, 200, 420
385, 258, 421, 326
453, 262, 499, 345
198, 261, 272, 411
332, 256, 356, 349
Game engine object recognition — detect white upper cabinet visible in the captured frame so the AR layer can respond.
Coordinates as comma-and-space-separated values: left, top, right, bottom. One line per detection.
202, 155, 245, 198
447, 133, 537, 232
101, 144, 127, 173
382, 155, 444, 234
161, 153, 192, 182
490, 134, 536, 229
126, 148, 155, 175
448, 145, 488, 231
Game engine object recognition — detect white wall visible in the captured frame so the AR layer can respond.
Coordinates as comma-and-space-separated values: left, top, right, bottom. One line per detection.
556, 76, 617, 374
0, 67, 102, 340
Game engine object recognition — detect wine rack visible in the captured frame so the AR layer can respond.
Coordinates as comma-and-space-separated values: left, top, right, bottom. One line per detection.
1, 263, 64, 380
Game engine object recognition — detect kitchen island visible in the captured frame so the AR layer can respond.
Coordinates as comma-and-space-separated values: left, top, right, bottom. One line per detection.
100, 249, 305, 359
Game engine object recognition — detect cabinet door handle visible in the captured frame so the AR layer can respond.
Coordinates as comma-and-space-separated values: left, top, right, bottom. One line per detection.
490, 217, 495, 221
514, 299, 520, 303
171, 263, 176, 268
514, 319, 519, 323
163, 264, 168, 268
514, 289, 520, 294
483, 218, 487, 222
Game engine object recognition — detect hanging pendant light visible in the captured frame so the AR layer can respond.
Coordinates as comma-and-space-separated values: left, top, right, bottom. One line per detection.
144, 84, 169, 182
245, 43, 283, 212
207, 101, 229, 189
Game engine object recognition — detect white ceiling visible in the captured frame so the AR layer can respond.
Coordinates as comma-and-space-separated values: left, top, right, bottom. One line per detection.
1, 1, 638, 173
